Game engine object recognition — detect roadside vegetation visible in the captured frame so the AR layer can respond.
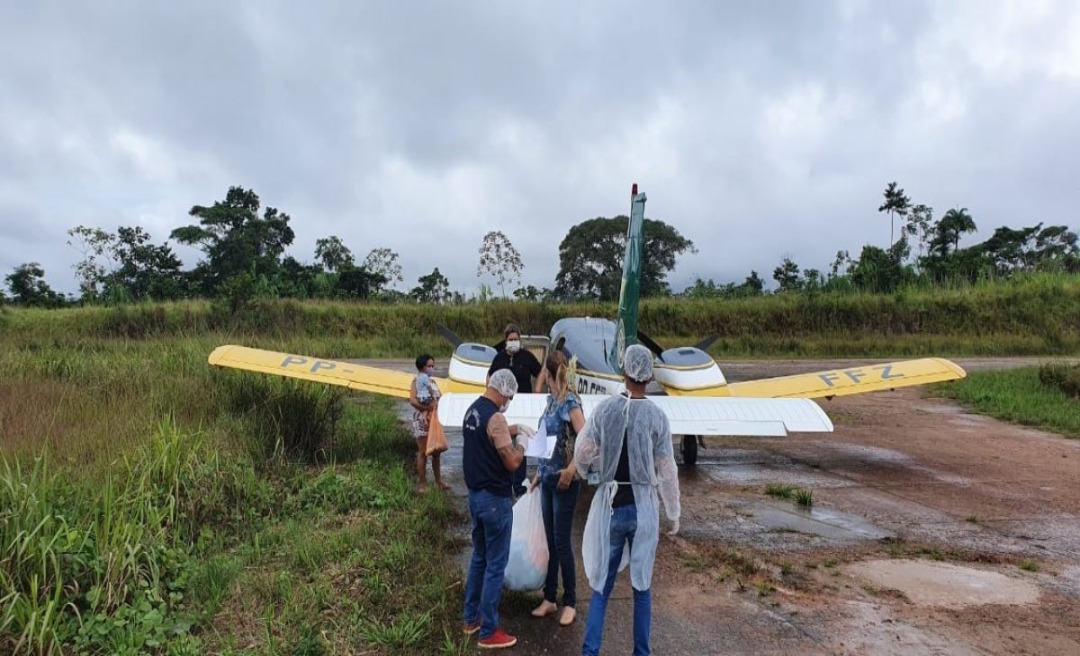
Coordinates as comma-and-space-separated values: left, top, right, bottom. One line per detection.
936, 362, 1080, 438
5, 271, 1080, 357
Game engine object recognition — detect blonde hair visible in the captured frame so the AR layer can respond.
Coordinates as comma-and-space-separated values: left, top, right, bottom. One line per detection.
545, 351, 571, 401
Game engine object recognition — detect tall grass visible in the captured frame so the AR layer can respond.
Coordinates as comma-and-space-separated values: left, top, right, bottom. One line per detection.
1, 324, 468, 653
936, 365, 1080, 438
5, 273, 1079, 355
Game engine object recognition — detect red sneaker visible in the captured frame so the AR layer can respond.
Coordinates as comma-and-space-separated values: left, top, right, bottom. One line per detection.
478, 628, 517, 649
463, 620, 481, 635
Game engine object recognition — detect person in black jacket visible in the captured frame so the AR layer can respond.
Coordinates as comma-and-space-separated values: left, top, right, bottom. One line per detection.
487, 323, 543, 393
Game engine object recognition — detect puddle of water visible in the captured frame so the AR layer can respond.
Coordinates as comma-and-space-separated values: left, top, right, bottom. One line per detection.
949, 416, 987, 427
920, 405, 964, 415
701, 464, 850, 488
823, 443, 913, 464
845, 559, 1040, 608
729, 499, 890, 541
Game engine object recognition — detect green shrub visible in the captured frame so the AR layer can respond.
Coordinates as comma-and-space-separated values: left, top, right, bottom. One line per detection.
1039, 362, 1080, 398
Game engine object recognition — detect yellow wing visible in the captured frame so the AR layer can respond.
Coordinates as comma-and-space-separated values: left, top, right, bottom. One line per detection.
207, 345, 483, 398
662, 357, 966, 399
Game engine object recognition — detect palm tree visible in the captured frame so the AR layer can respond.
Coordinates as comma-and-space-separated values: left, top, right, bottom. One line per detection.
878, 181, 911, 249
930, 207, 977, 257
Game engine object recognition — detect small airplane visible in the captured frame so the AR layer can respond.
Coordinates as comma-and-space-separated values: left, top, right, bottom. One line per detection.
208, 184, 966, 464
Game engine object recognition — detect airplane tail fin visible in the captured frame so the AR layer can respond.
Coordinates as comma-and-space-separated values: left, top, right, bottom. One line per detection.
611, 183, 647, 371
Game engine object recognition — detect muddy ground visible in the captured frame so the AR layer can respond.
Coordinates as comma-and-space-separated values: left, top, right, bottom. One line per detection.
393, 357, 1080, 655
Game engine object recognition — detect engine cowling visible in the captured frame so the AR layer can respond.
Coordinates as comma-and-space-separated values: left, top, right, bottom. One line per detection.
448, 343, 496, 387
652, 346, 726, 393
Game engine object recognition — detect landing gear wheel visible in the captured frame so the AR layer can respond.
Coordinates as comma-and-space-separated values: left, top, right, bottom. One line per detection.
681, 434, 699, 466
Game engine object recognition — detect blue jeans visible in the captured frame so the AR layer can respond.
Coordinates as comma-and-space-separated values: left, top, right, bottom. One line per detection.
540, 470, 580, 607
464, 489, 513, 639
582, 504, 652, 656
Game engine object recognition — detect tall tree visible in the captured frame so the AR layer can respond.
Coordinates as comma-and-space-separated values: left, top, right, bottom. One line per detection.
362, 247, 404, 289
772, 257, 802, 293
410, 267, 450, 304
476, 230, 524, 299
928, 207, 977, 257
829, 250, 852, 279
314, 236, 354, 273
980, 224, 1041, 273
849, 245, 907, 293
68, 225, 183, 301
878, 181, 911, 249
170, 186, 295, 294
110, 226, 184, 300
554, 216, 695, 300
1032, 225, 1079, 268
338, 267, 388, 300
5, 263, 64, 307
904, 204, 934, 262
739, 270, 765, 296
67, 226, 113, 299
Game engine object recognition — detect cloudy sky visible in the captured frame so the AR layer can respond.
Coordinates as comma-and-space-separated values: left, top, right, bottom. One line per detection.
2, 1, 1078, 297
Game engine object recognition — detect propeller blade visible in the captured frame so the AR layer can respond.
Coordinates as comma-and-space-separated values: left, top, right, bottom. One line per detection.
436, 324, 463, 348
637, 331, 667, 362
693, 334, 719, 352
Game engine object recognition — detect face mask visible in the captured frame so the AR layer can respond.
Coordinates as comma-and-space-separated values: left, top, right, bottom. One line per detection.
506, 340, 521, 353
499, 400, 510, 413
424, 366, 435, 376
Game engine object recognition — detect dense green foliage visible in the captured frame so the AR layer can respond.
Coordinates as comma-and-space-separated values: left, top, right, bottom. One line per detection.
5, 273, 1080, 356
554, 215, 696, 299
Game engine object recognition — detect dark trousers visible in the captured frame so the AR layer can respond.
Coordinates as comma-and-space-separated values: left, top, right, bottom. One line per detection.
540, 469, 580, 607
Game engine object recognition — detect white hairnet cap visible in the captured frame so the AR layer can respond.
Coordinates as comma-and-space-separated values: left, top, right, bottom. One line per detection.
488, 368, 519, 397
623, 344, 654, 382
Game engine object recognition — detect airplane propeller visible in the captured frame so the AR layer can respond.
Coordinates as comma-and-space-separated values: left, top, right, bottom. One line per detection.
637, 330, 720, 362
436, 324, 464, 348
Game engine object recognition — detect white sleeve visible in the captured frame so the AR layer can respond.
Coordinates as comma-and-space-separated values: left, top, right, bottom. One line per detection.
654, 414, 680, 522
574, 419, 600, 479
656, 453, 681, 522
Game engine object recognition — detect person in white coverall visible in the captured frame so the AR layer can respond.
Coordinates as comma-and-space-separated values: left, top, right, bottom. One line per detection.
574, 344, 681, 656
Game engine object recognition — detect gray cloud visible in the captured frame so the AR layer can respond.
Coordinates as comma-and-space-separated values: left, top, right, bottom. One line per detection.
1, 1, 1077, 298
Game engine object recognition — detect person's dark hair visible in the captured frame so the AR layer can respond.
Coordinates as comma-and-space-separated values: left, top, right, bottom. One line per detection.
504, 323, 521, 338
415, 354, 434, 371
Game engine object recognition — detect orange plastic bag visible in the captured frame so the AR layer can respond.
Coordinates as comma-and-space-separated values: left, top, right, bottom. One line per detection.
425, 410, 448, 456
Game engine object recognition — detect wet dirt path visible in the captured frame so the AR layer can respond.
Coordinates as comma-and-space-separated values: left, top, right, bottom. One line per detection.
382, 357, 1080, 655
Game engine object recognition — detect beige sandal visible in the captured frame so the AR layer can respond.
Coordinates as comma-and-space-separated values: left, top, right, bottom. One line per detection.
531, 600, 557, 618
559, 606, 576, 626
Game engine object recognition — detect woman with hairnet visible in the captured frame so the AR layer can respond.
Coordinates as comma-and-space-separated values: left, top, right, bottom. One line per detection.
574, 343, 681, 656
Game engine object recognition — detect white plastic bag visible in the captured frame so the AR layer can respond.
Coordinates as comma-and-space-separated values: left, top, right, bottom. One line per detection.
503, 480, 549, 591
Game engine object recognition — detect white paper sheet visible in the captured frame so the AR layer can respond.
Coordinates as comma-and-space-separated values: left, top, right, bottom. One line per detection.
523, 422, 557, 459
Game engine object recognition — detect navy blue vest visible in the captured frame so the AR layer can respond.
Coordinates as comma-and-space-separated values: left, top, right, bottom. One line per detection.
463, 396, 513, 497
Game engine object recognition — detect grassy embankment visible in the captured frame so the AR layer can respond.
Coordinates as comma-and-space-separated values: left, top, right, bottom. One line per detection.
1, 273, 1078, 653
937, 362, 1080, 438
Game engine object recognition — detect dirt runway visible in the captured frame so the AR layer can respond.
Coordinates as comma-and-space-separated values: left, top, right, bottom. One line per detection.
393, 357, 1080, 655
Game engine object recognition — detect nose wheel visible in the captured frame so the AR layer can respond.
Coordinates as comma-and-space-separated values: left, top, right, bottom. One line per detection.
680, 435, 702, 466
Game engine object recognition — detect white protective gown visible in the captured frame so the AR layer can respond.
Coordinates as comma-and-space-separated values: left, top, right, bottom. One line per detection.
574, 393, 681, 592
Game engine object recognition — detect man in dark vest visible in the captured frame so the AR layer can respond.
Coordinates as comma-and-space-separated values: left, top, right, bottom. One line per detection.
462, 368, 534, 649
